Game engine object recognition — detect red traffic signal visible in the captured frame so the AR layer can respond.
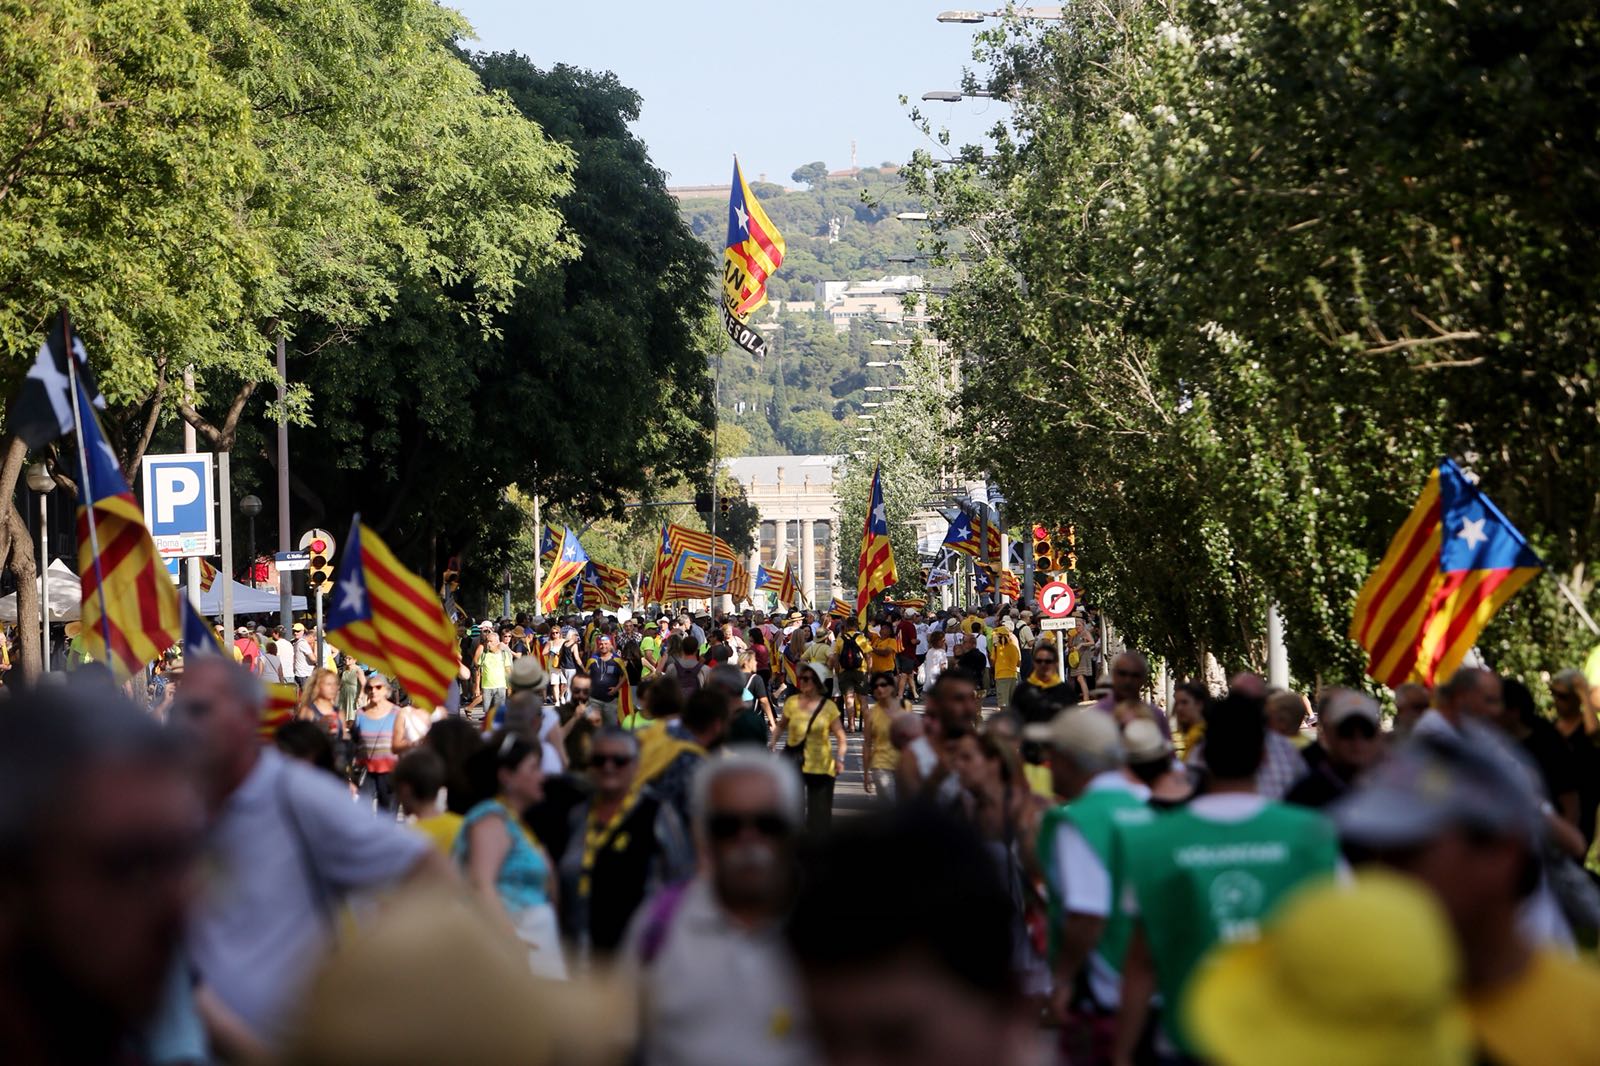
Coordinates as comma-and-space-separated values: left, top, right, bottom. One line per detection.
309, 537, 327, 554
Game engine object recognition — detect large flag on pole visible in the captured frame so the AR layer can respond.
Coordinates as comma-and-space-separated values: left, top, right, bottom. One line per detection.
538, 526, 589, 612
941, 512, 979, 558
720, 158, 786, 357
9, 311, 103, 449
854, 464, 897, 624
645, 524, 673, 605
660, 522, 751, 602
70, 357, 180, 678
1349, 459, 1543, 688
325, 517, 459, 708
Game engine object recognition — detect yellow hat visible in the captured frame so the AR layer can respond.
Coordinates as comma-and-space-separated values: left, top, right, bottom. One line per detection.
1186, 871, 1470, 1066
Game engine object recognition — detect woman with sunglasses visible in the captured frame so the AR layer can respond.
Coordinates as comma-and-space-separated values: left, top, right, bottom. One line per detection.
457, 733, 567, 978
352, 675, 400, 810
861, 671, 904, 804
557, 728, 691, 965
782, 662, 848, 832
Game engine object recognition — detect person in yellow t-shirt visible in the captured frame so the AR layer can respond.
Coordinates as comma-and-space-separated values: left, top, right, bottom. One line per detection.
394, 748, 464, 856
860, 671, 905, 803
868, 622, 898, 676
990, 625, 1021, 712
1335, 723, 1600, 1066
783, 663, 847, 834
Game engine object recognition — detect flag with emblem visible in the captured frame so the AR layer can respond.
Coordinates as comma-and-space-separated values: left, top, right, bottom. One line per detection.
69, 360, 180, 679
941, 512, 979, 559
540, 525, 558, 565
854, 464, 898, 624
720, 157, 787, 357
180, 597, 223, 657
325, 516, 459, 708
660, 522, 751, 602
1350, 459, 1543, 688
538, 526, 589, 613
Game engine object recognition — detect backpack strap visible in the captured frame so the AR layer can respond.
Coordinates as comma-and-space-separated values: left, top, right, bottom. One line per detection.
638, 880, 691, 965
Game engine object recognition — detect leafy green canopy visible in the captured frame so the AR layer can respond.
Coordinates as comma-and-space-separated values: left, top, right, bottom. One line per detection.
906, 0, 1600, 681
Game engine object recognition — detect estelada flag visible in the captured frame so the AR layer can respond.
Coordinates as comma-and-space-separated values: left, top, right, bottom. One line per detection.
854, 464, 898, 624
325, 516, 459, 708
721, 157, 786, 357
1349, 459, 1542, 688
258, 682, 299, 741
70, 356, 180, 678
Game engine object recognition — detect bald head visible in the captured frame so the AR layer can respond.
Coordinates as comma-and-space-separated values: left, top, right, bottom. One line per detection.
1436, 668, 1501, 725
1110, 651, 1149, 702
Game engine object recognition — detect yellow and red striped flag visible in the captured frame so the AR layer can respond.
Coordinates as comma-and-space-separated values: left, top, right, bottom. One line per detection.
721, 157, 786, 357
258, 682, 299, 741
198, 558, 219, 593
660, 522, 750, 602
325, 517, 459, 708
830, 597, 854, 620
1350, 459, 1543, 688
854, 464, 897, 624
71, 366, 180, 678
538, 526, 589, 613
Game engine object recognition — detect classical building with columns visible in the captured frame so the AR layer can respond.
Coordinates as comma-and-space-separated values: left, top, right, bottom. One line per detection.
722, 455, 842, 608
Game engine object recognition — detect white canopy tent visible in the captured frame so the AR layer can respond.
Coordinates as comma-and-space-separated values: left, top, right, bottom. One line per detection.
197, 579, 306, 618
0, 559, 81, 622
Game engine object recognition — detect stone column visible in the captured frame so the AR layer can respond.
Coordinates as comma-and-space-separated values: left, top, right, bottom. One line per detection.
801, 518, 816, 607
772, 518, 787, 576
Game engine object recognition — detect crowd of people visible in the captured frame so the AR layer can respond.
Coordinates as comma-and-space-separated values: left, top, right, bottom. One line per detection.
2, 595, 1598, 1066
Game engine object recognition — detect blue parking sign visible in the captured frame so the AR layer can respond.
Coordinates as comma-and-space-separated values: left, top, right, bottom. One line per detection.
141, 453, 216, 558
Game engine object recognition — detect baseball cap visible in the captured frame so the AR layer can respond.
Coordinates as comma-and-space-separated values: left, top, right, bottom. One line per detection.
1332, 729, 1543, 850
292, 622, 306, 633
1024, 708, 1123, 762
1122, 718, 1173, 763
508, 656, 547, 692
1187, 870, 1468, 1066
1321, 690, 1380, 728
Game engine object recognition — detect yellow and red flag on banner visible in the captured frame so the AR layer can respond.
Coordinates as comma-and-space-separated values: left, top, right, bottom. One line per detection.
70, 364, 180, 678
538, 526, 589, 613
325, 517, 459, 708
854, 464, 898, 624
258, 682, 299, 741
720, 157, 786, 358
579, 559, 630, 609
659, 522, 751, 603
1349, 459, 1542, 688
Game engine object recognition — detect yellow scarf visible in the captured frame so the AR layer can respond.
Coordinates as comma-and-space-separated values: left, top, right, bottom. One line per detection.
577, 795, 633, 897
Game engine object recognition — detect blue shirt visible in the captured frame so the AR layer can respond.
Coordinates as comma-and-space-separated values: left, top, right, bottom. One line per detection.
456, 799, 551, 911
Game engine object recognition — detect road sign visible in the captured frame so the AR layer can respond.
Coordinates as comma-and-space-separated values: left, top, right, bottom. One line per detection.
1038, 579, 1076, 618
141, 454, 216, 558
298, 528, 336, 557
1041, 616, 1075, 632
275, 549, 311, 572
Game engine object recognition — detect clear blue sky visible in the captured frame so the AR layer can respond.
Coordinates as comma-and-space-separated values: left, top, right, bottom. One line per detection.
450, 0, 1007, 187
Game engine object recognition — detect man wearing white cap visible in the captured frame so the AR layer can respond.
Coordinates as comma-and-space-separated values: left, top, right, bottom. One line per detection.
1027, 709, 1151, 1057
1286, 689, 1384, 809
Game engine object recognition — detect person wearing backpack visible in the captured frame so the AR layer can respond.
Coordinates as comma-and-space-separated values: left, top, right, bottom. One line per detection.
782, 662, 848, 833
660, 638, 708, 703
831, 619, 871, 733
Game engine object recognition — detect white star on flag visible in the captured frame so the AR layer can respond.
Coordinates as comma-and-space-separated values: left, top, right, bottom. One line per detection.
734, 203, 749, 234
872, 501, 887, 529
338, 571, 366, 615
1457, 517, 1488, 551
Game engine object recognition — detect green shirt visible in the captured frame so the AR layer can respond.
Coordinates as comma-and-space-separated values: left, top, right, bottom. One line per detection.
1117, 796, 1339, 1055
639, 635, 662, 674
1037, 784, 1154, 997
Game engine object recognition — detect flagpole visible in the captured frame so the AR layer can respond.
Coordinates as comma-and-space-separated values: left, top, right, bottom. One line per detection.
62, 310, 114, 657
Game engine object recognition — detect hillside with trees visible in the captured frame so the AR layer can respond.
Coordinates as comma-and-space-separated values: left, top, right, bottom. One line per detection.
678, 166, 927, 456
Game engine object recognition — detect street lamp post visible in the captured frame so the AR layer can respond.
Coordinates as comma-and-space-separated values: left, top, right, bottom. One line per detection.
26, 463, 54, 673
239, 494, 262, 587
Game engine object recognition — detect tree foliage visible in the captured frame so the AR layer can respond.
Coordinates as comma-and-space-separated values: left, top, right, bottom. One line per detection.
906, 0, 1600, 683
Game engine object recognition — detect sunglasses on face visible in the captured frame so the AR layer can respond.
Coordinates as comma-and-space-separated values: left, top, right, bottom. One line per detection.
365, 683, 386, 692
572, 689, 591, 699
590, 753, 634, 769
873, 680, 895, 689
1334, 716, 1379, 740
706, 811, 791, 841
1034, 657, 1056, 666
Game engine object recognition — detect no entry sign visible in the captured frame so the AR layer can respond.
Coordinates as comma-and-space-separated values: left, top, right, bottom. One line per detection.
1038, 580, 1076, 619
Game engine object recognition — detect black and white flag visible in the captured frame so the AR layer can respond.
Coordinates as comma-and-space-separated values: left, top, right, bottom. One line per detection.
9, 312, 103, 449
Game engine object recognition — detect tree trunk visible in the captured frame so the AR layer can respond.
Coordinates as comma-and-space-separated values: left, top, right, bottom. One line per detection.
0, 435, 41, 680
6, 501, 40, 681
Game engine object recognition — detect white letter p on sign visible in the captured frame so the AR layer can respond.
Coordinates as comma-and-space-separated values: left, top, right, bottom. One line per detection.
155, 467, 201, 525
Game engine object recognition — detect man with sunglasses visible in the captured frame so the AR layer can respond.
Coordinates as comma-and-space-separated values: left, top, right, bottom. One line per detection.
558, 729, 691, 967
1013, 644, 1077, 725
627, 751, 811, 1066
1287, 689, 1385, 809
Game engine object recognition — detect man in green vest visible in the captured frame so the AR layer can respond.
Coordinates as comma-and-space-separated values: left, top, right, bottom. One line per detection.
1027, 708, 1154, 1063
1111, 694, 1340, 1064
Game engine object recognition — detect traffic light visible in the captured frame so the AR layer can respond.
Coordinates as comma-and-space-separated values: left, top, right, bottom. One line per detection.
306, 534, 334, 594
694, 490, 714, 515
1065, 525, 1078, 571
1033, 525, 1057, 573
718, 495, 732, 519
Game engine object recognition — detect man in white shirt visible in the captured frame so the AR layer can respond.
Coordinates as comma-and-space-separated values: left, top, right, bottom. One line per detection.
173, 658, 450, 1051
626, 752, 812, 1066
290, 622, 316, 689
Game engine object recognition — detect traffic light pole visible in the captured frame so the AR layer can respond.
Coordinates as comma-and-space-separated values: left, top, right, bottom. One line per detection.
315, 588, 324, 673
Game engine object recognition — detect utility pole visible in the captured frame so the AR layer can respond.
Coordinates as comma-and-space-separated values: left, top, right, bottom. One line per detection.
275, 335, 292, 631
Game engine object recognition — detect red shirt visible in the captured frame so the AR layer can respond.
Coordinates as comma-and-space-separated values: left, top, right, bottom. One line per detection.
897, 619, 917, 654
